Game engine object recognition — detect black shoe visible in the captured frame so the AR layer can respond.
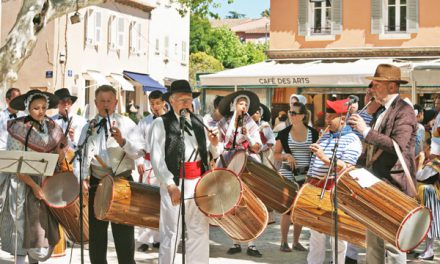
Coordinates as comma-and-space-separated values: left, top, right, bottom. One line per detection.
345, 256, 357, 264
227, 244, 242, 255
152, 242, 160, 248
247, 246, 262, 258
137, 244, 149, 252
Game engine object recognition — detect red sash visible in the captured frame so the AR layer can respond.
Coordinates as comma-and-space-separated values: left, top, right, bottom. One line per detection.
179, 161, 202, 179
144, 153, 151, 161
259, 131, 268, 145
307, 177, 335, 191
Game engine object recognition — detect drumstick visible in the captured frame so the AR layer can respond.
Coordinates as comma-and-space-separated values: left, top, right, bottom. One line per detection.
184, 193, 216, 200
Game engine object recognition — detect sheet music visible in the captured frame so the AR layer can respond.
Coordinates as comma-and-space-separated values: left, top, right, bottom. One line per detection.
0, 150, 59, 176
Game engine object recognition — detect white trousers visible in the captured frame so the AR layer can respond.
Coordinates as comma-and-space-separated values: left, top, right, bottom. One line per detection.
159, 180, 209, 264
366, 230, 406, 264
307, 230, 347, 264
138, 166, 160, 244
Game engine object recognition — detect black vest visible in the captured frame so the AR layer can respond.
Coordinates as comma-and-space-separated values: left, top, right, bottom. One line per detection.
162, 111, 209, 185
276, 125, 318, 155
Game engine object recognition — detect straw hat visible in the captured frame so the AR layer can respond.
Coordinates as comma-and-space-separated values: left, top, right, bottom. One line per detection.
367, 64, 408, 84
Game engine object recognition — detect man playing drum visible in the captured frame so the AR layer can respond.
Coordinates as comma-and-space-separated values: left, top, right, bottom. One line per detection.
349, 64, 418, 264
150, 80, 220, 264
136, 90, 167, 252
307, 98, 362, 264
80, 85, 144, 264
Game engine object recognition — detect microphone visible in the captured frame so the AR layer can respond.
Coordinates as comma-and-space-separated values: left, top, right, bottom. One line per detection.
344, 98, 357, 106
180, 108, 188, 118
87, 119, 97, 135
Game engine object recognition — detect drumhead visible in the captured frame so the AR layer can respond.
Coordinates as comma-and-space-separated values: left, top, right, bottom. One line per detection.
227, 150, 247, 175
42, 172, 79, 208
397, 206, 432, 251
195, 169, 242, 217
94, 176, 113, 220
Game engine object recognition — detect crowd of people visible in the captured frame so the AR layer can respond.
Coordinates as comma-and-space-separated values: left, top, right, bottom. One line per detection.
0, 63, 438, 264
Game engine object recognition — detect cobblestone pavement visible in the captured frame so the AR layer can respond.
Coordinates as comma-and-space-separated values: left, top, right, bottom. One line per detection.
0, 213, 438, 263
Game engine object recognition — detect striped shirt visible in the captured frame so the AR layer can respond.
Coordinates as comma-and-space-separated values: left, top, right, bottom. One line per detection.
308, 130, 362, 179
279, 129, 313, 180
352, 111, 373, 140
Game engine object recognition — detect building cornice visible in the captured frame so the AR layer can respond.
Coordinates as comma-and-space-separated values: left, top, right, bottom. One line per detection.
267, 47, 440, 61
115, 0, 155, 12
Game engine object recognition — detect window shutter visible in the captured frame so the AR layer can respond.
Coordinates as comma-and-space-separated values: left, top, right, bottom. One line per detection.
94, 11, 102, 44
117, 18, 124, 47
298, 0, 308, 36
86, 9, 94, 44
407, 0, 418, 33
371, 0, 382, 34
332, 0, 343, 34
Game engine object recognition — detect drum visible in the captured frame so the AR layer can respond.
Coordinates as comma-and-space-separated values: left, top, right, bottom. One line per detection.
336, 167, 432, 252
195, 169, 268, 242
227, 150, 298, 214
291, 183, 367, 248
51, 225, 66, 257
42, 172, 89, 243
94, 176, 160, 228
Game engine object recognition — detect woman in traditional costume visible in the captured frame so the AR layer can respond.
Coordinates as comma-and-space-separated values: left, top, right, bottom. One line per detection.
0, 90, 64, 264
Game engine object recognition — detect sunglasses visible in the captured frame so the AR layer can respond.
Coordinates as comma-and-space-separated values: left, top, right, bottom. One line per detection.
289, 111, 303, 116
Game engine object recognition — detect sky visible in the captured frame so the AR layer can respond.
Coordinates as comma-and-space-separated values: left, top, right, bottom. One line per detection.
211, 0, 270, 19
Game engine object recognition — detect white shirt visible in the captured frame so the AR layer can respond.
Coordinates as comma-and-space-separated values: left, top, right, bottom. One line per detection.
0, 108, 25, 150
136, 114, 155, 166
150, 112, 221, 186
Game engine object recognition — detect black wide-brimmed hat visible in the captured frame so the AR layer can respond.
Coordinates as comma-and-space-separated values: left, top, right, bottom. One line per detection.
163, 80, 200, 102
259, 103, 271, 122
218, 90, 260, 117
54, 88, 77, 104
10, 90, 59, 111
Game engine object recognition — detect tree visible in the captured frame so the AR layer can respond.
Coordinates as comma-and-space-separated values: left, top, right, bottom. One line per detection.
225, 11, 245, 19
261, 8, 270, 18
189, 52, 223, 86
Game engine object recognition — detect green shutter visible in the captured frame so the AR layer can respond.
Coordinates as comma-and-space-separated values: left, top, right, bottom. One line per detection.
332, 0, 343, 34
298, 0, 308, 36
407, 0, 419, 33
371, 0, 382, 34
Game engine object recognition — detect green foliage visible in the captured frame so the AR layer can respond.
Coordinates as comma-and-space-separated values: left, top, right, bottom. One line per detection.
175, 0, 234, 18
261, 9, 270, 18
226, 11, 245, 19
189, 52, 224, 86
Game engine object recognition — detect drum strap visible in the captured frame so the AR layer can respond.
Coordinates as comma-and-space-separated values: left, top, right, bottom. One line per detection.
392, 139, 417, 197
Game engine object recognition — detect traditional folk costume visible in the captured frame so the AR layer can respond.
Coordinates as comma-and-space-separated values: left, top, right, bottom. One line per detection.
255, 104, 276, 167
150, 80, 220, 264
0, 90, 62, 263
136, 113, 160, 247
216, 91, 264, 257
416, 146, 440, 260
80, 111, 144, 264
307, 99, 362, 264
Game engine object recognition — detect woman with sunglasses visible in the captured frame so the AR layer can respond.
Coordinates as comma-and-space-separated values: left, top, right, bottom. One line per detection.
274, 102, 318, 252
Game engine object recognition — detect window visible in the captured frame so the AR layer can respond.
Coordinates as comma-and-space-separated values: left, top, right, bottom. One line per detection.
181, 41, 187, 62
164, 36, 169, 58
109, 16, 117, 49
371, 0, 418, 36
85, 9, 101, 45
130, 21, 141, 55
385, 0, 407, 32
117, 17, 125, 48
310, 0, 332, 35
155, 38, 160, 54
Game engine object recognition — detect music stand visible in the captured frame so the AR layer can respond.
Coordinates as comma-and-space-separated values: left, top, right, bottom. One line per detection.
0, 150, 59, 264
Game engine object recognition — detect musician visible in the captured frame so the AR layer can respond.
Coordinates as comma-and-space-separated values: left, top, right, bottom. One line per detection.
431, 95, 440, 154
80, 85, 144, 264
0, 90, 63, 264
349, 64, 418, 264
203, 95, 223, 130
51, 88, 87, 176
252, 103, 275, 164
274, 102, 318, 253
216, 90, 264, 257
307, 98, 362, 264
150, 80, 220, 264
0, 88, 25, 214
415, 139, 439, 261
136, 90, 167, 252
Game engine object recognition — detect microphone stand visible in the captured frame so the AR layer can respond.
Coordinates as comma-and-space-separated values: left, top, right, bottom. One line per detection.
179, 110, 187, 264
319, 105, 352, 264
69, 121, 94, 264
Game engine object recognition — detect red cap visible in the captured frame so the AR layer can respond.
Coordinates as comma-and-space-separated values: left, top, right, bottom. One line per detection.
326, 98, 349, 114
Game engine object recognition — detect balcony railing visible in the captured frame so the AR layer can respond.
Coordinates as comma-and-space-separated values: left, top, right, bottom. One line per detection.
310, 27, 332, 35
385, 25, 407, 33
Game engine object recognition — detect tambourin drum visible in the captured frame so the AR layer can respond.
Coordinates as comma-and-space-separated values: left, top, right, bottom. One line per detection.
227, 150, 298, 214
336, 167, 432, 252
291, 182, 367, 248
42, 172, 89, 243
195, 169, 268, 242
94, 176, 161, 228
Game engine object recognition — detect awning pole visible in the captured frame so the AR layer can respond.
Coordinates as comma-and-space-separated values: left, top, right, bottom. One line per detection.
234, 85, 237, 92
410, 70, 416, 103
